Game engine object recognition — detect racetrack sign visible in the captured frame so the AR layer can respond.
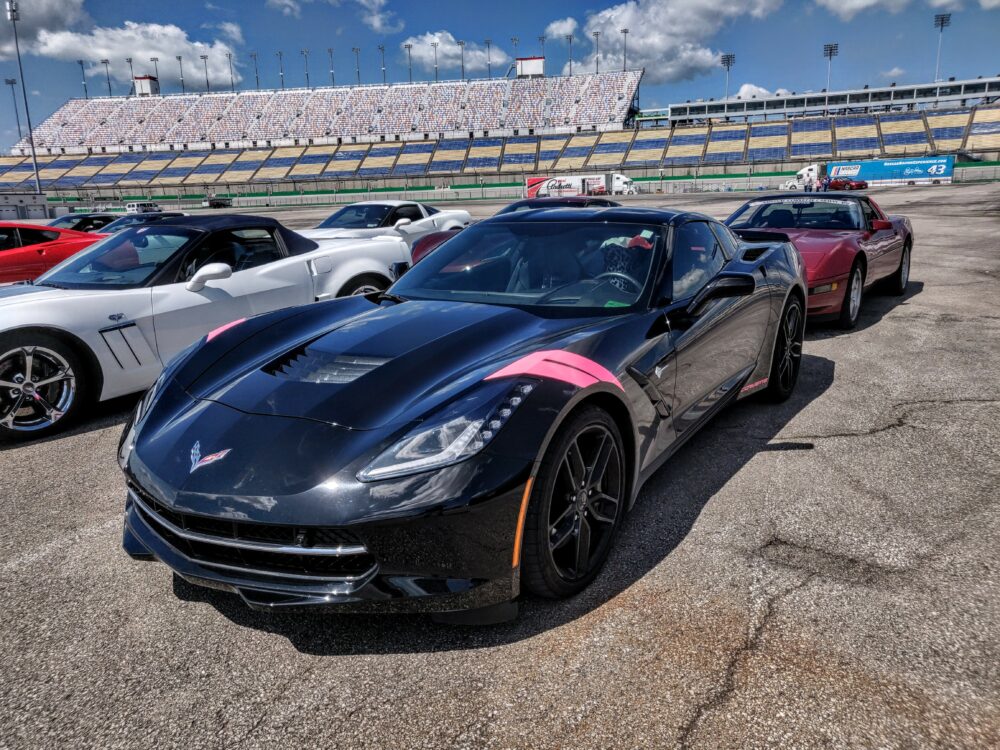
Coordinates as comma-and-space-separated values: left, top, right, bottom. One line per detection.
827, 156, 954, 186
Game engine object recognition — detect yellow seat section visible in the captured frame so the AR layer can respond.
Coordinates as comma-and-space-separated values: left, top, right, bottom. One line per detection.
665, 126, 708, 159
288, 144, 338, 177
926, 111, 971, 149
705, 124, 746, 155
170, 154, 208, 168
792, 130, 832, 144
200, 152, 240, 166
395, 151, 432, 165
0, 156, 25, 168
504, 141, 537, 155
968, 107, 1000, 150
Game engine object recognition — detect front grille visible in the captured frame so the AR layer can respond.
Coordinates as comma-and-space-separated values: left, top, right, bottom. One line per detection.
129, 482, 376, 581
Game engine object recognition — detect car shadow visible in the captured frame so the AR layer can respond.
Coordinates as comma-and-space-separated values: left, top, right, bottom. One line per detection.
806, 279, 923, 339
0, 394, 139, 452
171, 354, 835, 654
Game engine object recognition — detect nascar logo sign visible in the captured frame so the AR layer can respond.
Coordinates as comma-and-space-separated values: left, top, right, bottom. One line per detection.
827, 156, 953, 186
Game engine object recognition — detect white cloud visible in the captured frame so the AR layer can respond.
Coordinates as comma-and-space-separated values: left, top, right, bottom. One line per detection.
735, 82, 790, 98
880, 65, 905, 78
545, 17, 579, 40
979, 0, 1000, 8
813, 0, 909, 20
356, 0, 403, 33
399, 31, 511, 76
549, 0, 783, 85
35, 21, 242, 90
0, 0, 89, 61
266, 0, 303, 17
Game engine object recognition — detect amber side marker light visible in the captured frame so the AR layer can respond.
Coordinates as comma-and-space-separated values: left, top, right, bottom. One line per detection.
512, 477, 534, 568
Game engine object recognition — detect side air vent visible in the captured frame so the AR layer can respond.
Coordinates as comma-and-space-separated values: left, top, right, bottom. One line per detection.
741, 245, 772, 262
263, 344, 388, 384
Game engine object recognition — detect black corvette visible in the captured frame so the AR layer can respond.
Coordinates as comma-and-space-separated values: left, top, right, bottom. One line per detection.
120, 207, 807, 622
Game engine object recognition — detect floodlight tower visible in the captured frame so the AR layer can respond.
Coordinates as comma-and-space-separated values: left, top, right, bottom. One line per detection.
538, 35, 545, 57
484, 39, 492, 79
226, 52, 235, 91
720, 53, 735, 99
4, 1, 40, 193
78, 59, 89, 98
566, 34, 573, 76
101, 59, 112, 96
150, 56, 159, 82
125, 57, 135, 95
177, 55, 185, 93
5, 77, 21, 139
200, 54, 210, 91
276, 50, 285, 89
934, 13, 951, 82
823, 42, 838, 92
431, 42, 439, 82
249, 52, 260, 90
378, 44, 386, 84
302, 48, 310, 88
353, 47, 361, 84
457, 40, 465, 80
404, 43, 413, 83
621, 28, 629, 71
592, 31, 600, 73
328, 47, 336, 86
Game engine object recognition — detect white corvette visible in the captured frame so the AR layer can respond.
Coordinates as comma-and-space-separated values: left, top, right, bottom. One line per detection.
299, 201, 471, 247
0, 214, 409, 438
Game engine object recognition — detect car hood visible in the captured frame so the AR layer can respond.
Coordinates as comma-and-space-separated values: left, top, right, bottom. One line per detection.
299, 227, 395, 241
186, 297, 614, 430
0, 284, 78, 308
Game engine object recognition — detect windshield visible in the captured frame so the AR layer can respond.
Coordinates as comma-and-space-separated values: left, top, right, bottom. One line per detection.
391, 220, 661, 313
102, 214, 174, 234
47, 215, 86, 229
36, 226, 198, 289
727, 198, 863, 231
317, 204, 391, 229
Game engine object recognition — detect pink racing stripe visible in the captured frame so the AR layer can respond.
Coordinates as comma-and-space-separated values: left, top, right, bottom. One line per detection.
485, 350, 623, 391
206, 318, 247, 342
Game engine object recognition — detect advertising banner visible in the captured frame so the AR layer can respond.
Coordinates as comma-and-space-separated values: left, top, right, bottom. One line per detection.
827, 155, 954, 185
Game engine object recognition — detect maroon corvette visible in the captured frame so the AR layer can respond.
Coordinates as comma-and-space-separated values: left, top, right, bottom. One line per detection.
726, 194, 912, 328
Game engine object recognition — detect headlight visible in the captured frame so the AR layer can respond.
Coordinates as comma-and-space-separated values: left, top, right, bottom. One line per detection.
357, 380, 535, 482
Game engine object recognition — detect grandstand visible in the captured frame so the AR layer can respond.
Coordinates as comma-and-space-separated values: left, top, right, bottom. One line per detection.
2, 71, 999, 195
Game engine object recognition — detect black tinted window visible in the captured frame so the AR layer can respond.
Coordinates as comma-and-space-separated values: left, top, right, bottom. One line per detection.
392, 204, 423, 222
179, 228, 283, 280
17, 228, 60, 246
0, 229, 16, 250
672, 222, 725, 301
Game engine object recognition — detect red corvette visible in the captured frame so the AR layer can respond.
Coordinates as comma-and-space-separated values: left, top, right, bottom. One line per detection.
0, 222, 102, 283
726, 194, 912, 328
828, 178, 868, 191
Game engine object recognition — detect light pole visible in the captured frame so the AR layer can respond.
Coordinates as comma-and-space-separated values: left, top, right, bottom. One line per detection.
77, 59, 89, 98
538, 35, 545, 58
592, 31, 600, 73
566, 34, 573, 76
5, 78, 21, 140
200, 54, 210, 91
276, 50, 285, 89
150, 56, 159, 82
621, 28, 629, 71
934, 13, 951, 82
125, 57, 134, 95
721, 52, 735, 99
404, 43, 412, 83
458, 40, 465, 80
4, 1, 40, 194
484, 39, 492, 79
328, 47, 336, 86
101, 58, 112, 96
249, 52, 259, 90
177, 55, 185, 93
378, 44, 386, 84
301, 48, 310, 87
226, 51, 235, 91
431, 42, 439, 82
352, 47, 360, 84
510, 36, 519, 59
823, 42, 838, 92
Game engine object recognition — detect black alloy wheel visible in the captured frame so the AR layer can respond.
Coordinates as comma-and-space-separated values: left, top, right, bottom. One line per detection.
765, 298, 804, 402
521, 407, 626, 598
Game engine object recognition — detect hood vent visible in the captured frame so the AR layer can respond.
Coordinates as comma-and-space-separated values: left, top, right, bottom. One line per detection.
263, 344, 388, 384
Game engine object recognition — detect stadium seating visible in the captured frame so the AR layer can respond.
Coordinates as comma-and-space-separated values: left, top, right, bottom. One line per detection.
392, 141, 435, 176
663, 126, 707, 165
925, 109, 971, 151
834, 115, 882, 157
324, 144, 369, 177
790, 117, 834, 158
966, 106, 1000, 151
746, 123, 788, 161
358, 143, 402, 177
287, 144, 337, 178
537, 136, 566, 170
428, 139, 468, 174
465, 137, 503, 172
704, 124, 747, 163
878, 113, 929, 155
587, 131, 634, 168
500, 136, 537, 172
554, 134, 598, 171
624, 129, 670, 167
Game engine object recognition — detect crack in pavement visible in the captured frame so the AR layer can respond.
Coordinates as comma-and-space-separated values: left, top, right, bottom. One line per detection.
676, 562, 817, 749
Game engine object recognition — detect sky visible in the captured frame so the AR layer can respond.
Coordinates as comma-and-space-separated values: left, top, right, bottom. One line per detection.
2, 0, 999, 148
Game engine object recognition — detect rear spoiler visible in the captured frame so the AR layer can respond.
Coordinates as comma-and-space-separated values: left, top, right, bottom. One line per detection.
732, 228, 791, 244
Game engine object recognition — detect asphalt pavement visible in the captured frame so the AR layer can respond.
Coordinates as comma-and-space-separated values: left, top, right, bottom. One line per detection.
1, 182, 998, 748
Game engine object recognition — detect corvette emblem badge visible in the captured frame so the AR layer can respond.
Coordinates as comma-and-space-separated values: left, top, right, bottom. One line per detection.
189, 441, 231, 474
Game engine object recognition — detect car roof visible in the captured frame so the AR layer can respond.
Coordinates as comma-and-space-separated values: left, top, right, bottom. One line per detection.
352, 200, 416, 207
483, 206, 707, 226
143, 214, 284, 231
750, 193, 868, 203
2, 221, 72, 230
514, 196, 605, 204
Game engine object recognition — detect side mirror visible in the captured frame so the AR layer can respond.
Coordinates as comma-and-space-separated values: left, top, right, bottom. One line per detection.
871, 219, 893, 231
390, 261, 410, 280
185, 262, 232, 292
394, 217, 413, 230
685, 273, 756, 316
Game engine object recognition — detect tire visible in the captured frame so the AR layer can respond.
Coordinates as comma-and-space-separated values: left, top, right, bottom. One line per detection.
0, 331, 92, 440
521, 406, 627, 599
837, 260, 865, 329
888, 242, 911, 296
337, 273, 389, 297
764, 297, 804, 403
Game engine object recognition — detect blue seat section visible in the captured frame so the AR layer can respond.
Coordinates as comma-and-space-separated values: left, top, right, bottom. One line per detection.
591, 141, 629, 153
87, 173, 124, 185
428, 159, 463, 172
559, 146, 593, 158
747, 147, 787, 161
297, 152, 332, 164
157, 167, 194, 179
749, 124, 788, 137
837, 137, 880, 151
436, 139, 470, 150
835, 115, 876, 127
792, 119, 831, 132
227, 160, 264, 171
703, 152, 742, 163
358, 166, 392, 177
401, 142, 436, 152
882, 132, 928, 146
791, 142, 832, 157
119, 169, 162, 182
392, 164, 428, 175
669, 133, 707, 146
263, 156, 299, 167
970, 121, 1000, 135
929, 126, 965, 140
503, 152, 536, 164
189, 162, 229, 175
710, 128, 746, 141
662, 156, 701, 165
325, 169, 359, 177
367, 146, 400, 158
465, 157, 499, 168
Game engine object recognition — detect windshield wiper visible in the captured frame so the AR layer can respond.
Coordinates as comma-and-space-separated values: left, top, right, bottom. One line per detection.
33, 281, 67, 289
